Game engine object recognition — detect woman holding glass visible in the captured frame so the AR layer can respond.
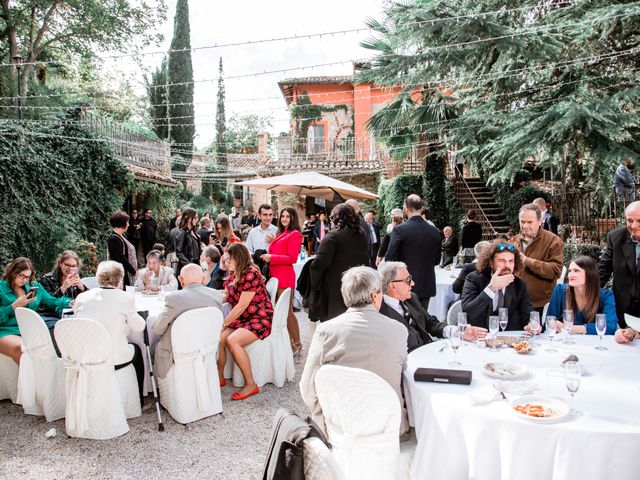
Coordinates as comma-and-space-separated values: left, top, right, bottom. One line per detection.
546, 256, 617, 335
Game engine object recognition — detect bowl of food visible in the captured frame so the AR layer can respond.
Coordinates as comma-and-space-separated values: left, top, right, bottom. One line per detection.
513, 341, 532, 354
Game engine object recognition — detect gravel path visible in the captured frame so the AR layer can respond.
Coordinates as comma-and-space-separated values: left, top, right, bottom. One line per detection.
0, 312, 315, 480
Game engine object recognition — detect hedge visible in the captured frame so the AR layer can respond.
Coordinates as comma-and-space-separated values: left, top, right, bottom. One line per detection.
491, 182, 547, 230
562, 243, 603, 264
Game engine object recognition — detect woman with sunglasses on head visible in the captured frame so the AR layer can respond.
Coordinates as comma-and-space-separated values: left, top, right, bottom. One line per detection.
0, 257, 72, 364
261, 206, 303, 355
461, 239, 534, 330
546, 256, 617, 335
309, 203, 370, 323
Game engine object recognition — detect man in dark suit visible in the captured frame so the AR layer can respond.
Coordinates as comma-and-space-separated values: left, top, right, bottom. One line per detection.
364, 211, 381, 268
140, 208, 158, 257
385, 194, 441, 310
379, 261, 487, 352
461, 240, 534, 330
440, 226, 459, 267
533, 198, 559, 236
169, 208, 181, 231
452, 241, 492, 294
598, 200, 640, 327
196, 217, 213, 245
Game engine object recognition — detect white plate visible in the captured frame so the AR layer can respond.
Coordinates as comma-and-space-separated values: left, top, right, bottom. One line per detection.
511, 395, 569, 424
141, 291, 159, 297
483, 362, 528, 379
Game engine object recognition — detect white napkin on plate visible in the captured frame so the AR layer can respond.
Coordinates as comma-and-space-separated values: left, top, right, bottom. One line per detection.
467, 381, 535, 405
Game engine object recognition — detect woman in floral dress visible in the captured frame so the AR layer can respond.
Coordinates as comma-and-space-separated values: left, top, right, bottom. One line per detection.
217, 243, 273, 400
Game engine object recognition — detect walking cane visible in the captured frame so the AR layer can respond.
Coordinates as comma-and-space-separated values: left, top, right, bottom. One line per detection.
139, 310, 164, 431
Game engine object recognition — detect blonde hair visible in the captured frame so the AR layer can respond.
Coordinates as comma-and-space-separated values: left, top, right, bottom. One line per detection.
96, 261, 124, 288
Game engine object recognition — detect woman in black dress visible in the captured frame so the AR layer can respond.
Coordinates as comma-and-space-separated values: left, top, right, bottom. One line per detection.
107, 210, 137, 287
309, 203, 369, 322
175, 207, 201, 273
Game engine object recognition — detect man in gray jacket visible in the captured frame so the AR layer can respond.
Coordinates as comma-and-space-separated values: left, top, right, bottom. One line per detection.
152, 263, 222, 377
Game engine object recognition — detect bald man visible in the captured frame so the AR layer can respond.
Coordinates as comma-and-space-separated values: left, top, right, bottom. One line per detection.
599, 200, 640, 328
152, 263, 223, 377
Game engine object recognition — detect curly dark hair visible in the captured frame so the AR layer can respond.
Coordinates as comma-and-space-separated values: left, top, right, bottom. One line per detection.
476, 239, 523, 275
330, 203, 363, 234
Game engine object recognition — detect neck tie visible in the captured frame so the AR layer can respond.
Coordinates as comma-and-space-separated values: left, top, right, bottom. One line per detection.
496, 289, 505, 310
400, 301, 413, 325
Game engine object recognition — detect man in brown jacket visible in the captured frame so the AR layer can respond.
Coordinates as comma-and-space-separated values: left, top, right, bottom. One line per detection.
511, 203, 564, 311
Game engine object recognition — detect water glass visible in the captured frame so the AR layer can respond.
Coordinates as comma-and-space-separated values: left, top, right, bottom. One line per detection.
564, 309, 575, 344
449, 328, 462, 366
498, 308, 508, 332
488, 316, 499, 352
595, 313, 608, 351
545, 316, 558, 352
564, 361, 582, 416
457, 312, 467, 345
529, 312, 541, 347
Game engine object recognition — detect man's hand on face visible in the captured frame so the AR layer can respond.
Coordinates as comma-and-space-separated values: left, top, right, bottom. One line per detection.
489, 267, 515, 292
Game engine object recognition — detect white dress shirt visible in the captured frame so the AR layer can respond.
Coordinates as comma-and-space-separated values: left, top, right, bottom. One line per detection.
382, 294, 454, 338
245, 223, 277, 253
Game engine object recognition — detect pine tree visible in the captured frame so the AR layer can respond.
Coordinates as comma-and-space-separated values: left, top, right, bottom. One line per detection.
166, 0, 195, 171
145, 56, 168, 140
360, 0, 640, 196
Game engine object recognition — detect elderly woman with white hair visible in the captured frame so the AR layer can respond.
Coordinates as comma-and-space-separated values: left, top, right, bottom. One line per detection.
300, 265, 409, 434
73, 260, 146, 404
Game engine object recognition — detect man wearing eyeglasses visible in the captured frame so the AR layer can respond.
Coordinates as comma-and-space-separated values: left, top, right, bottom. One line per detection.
379, 261, 487, 352
461, 240, 534, 330
511, 203, 564, 313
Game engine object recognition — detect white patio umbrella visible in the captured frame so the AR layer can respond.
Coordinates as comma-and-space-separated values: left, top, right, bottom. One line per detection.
235, 171, 378, 201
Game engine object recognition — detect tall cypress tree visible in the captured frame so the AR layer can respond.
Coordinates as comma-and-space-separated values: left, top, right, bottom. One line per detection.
145, 56, 168, 141
215, 57, 227, 170
167, 0, 195, 171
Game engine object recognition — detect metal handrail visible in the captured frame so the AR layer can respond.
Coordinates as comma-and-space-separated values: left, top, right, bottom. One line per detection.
446, 158, 499, 238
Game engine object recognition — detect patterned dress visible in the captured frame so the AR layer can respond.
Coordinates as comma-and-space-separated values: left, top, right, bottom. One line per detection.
224, 268, 273, 339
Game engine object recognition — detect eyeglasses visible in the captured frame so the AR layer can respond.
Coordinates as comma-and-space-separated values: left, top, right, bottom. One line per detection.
17, 273, 30, 280
495, 243, 516, 253
63, 263, 78, 268
391, 275, 413, 285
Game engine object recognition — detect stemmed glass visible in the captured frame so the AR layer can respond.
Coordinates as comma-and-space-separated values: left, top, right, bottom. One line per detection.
488, 316, 499, 352
458, 312, 467, 347
529, 312, 541, 347
564, 309, 575, 344
564, 361, 582, 416
498, 308, 508, 333
595, 314, 608, 351
449, 327, 462, 366
545, 316, 558, 352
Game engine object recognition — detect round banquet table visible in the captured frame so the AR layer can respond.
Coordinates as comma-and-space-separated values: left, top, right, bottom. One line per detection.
403, 333, 640, 480
427, 267, 460, 321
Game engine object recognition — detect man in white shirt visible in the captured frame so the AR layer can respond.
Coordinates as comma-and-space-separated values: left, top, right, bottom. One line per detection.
378, 261, 486, 352
244, 204, 277, 254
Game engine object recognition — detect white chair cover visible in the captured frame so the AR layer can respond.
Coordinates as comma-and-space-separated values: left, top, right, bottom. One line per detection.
542, 302, 550, 322
557, 265, 567, 285
81, 276, 99, 289
447, 300, 463, 325
315, 365, 402, 480
0, 353, 19, 403
157, 307, 223, 424
303, 436, 346, 480
265, 277, 279, 306
54, 318, 140, 440
15, 308, 65, 421
232, 288, 295, 388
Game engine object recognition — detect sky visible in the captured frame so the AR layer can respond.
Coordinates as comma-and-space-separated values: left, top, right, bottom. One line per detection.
128, 0, 386, 149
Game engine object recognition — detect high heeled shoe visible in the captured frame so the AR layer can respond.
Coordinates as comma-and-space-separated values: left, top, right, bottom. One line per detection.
231, 385, 259, 401
219, 378, 226, 387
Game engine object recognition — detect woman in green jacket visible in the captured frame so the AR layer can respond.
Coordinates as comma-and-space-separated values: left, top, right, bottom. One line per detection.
0, 257, 71, 364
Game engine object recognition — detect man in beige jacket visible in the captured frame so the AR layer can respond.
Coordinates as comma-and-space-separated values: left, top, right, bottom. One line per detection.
152, 264, 222, 378
300, 266, 408, 434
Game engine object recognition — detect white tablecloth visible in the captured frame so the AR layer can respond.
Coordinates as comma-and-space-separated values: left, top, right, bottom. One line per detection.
293, 257, 312, 309
427, 267, 459, 320
404, 334, 640, 480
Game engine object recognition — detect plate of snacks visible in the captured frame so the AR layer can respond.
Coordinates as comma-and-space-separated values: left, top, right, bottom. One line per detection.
512, 341, 532, 354
511, 395, 569, 423
141, 290, 159, 296
483, 362, 528, 379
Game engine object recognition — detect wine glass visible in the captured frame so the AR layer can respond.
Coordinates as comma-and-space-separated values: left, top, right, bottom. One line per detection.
449, 327, 462, 366
488, 316, 499, 352
545, 316, 558, 352
458, 312, 468, 347
564, 361, 582, 416
564, 309, 575, 344
529, 311, 541, 347
498, 307, 508, 333
595, 314, 608, 351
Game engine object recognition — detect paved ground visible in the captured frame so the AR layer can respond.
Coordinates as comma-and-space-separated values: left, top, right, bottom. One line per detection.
0, 312, 315, 480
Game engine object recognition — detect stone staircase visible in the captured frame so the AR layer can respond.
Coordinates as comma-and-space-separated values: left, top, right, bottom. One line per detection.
454, 177, 511, 238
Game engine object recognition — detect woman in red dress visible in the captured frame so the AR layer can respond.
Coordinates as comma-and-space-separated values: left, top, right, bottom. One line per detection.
217, 243, 273, 400
261, 206, 303, 355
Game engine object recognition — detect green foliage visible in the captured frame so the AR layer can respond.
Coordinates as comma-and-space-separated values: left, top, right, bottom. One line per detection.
289, 94, 349, 153
491, 182, 547, 231
126, 180, 180, 240
377, 173, 424, 224
360, 0, 640, 192
217, 113, 274, 154
423, 155, 447, 229
563, 243, 603, 264
145, 57, 169, 140
202, 58, 227, 202
167, 0, 194, 167
0, 122, 133, 274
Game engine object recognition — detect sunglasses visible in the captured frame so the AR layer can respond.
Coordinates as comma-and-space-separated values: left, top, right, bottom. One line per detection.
391, 275, 413, 285
495, 243, 516, 253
